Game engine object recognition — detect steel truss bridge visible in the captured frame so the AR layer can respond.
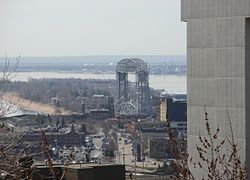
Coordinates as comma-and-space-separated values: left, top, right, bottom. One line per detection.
115, 58, 151, 115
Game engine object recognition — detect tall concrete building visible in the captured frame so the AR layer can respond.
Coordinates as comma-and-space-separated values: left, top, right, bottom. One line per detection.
181, 0, 250, 177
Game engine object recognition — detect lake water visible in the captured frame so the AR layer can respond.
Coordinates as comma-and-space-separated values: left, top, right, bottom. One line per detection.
13, 72, 187, 94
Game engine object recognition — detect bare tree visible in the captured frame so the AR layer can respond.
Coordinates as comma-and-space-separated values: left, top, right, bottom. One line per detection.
167, 108, 247, 180
0, 56, 35, 179
0, 56, 20, 117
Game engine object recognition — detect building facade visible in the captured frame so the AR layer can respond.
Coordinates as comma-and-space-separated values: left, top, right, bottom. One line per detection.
166, 96, 187, 122
20, 125, 85, 160
181, 0, 250, 177
159, 98, 167, 121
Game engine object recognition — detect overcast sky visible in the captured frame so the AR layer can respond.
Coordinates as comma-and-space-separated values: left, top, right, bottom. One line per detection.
0, 0, 186, 57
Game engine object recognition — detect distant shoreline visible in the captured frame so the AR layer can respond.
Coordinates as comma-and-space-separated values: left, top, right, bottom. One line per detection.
1, 55, 187, 65
15, 71, 187, 76
11, 72, 187, 94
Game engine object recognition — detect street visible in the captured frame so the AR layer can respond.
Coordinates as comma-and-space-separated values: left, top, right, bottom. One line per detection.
116, 132, 164, 173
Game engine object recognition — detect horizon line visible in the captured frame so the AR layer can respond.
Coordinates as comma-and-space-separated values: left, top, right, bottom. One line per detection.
0, 54, 186, 58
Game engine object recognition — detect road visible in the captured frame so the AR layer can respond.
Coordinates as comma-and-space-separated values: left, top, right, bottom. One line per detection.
116, 132, 164, 173
90, 137, 103, 160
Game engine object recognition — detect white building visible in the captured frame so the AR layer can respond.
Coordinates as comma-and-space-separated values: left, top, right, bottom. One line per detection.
181, 0, 250, 178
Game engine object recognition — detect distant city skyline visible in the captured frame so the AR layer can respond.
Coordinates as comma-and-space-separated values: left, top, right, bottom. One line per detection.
0, 0, 186, 57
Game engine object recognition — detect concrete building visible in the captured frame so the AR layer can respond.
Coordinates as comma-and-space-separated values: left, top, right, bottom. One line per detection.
81, 95, 115, 116
181, 0, 250, 177
169, 121, 187, 137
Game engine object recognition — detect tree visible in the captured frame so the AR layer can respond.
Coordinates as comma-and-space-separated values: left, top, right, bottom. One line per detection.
0, 57, 35, 179
167, 109, 247, 180
0, 56, 19, 117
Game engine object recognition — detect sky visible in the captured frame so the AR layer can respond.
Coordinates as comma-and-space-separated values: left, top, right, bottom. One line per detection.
0, 0, 186, 57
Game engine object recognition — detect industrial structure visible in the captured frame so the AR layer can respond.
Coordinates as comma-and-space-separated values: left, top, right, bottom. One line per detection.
115, 58, 151, 115
181, 0, 250, 178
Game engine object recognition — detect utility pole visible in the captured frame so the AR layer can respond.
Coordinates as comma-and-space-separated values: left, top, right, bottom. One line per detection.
123, 153, 125, 165
123, 143, 125, 165
134, 149, 136, 176
142, 154, 144, 168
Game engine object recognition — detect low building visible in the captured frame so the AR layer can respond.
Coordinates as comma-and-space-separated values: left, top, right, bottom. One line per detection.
33, 164, 125, 180
22, 124, 84, 148
137, 121, 167, 137
169, 121, 187, 136
89, 109, 111, 120
82, 95, 115, 116
20, 124, 85, 160
140, 127, 168, 139
92, 94, 105, 104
